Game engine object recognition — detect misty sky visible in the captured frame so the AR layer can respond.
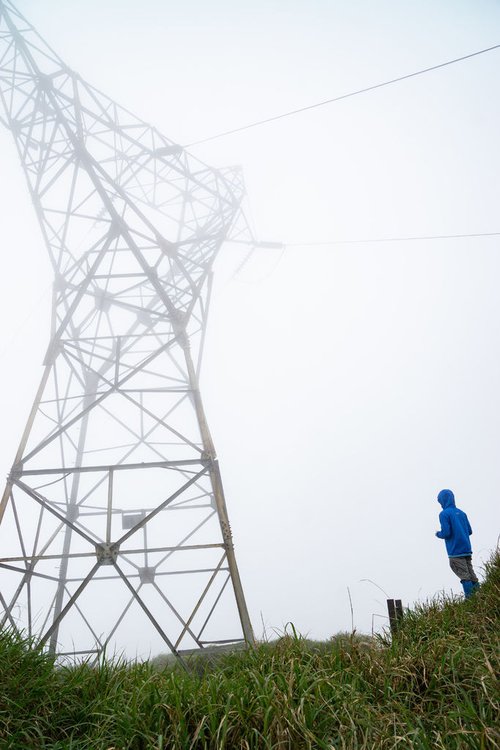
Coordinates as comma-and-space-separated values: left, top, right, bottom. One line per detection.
0, 0, 499, 643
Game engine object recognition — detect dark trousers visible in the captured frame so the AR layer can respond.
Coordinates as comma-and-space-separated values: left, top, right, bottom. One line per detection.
449, 555, 478, 583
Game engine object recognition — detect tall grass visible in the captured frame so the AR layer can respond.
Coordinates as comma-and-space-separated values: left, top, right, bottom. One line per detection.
0, 552, 498, 749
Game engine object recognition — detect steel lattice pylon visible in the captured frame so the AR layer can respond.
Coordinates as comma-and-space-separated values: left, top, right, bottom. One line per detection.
0, 0, 254, 661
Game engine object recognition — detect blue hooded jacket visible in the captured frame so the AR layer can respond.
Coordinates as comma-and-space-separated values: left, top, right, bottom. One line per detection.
436, 489, 473, 557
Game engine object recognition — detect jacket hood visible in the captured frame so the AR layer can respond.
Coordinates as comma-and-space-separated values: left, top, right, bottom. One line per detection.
438, 489, 455, 509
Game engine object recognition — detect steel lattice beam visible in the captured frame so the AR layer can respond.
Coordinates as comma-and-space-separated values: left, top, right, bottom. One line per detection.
0, 0, 254, 661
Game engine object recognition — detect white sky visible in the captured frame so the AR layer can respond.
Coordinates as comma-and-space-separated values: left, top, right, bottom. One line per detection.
0, 0, 499, 642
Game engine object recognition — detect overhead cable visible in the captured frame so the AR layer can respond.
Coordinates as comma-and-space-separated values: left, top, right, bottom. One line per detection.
229, 231, 500, 253
186, 43, 500, 147
285, 231, 500, 247
229, 231, 500, 282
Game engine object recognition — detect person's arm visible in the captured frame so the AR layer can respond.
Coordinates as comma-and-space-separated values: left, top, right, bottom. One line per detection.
466, 514, 472, 536
435, 511, 451, 539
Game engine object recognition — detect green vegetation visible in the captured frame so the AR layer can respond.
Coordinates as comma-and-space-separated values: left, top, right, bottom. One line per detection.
1, 553, 498, 749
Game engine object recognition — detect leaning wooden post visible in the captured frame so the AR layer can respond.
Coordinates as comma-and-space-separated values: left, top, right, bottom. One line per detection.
387, 598, 403, 635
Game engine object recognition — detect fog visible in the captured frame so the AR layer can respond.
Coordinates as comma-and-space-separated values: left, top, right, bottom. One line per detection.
0, 0, 499, 651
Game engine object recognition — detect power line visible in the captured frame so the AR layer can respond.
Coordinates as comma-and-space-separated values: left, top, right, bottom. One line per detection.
229, 232, 500, 281
228, 231, 500, 283
229, 231, 500, 252
286, 231, 500, 247
186, 43, 500, 147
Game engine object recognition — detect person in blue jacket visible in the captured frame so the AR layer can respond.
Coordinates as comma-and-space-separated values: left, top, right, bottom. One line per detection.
435, 489, 480, 598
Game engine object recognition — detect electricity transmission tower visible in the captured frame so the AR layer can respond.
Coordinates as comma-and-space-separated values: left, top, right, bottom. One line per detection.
0, 0, 254, 660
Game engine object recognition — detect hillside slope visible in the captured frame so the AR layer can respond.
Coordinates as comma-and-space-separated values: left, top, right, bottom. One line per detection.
0, 553, 498, 749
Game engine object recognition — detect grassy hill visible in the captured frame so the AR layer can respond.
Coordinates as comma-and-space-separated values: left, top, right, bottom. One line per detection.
0, 552, 498, 749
